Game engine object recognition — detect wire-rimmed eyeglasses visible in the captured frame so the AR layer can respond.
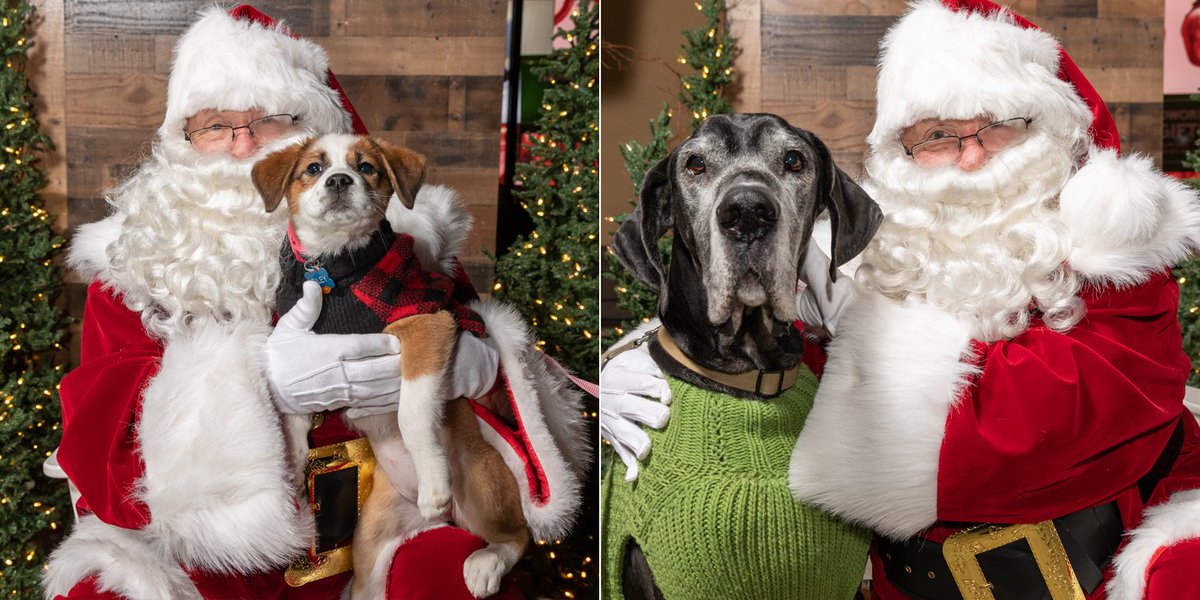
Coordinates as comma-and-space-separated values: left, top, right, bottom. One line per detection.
184, 114, 298, 150
902, 117, 1033, 167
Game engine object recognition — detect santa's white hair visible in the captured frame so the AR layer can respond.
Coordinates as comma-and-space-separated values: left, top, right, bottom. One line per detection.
857, 124, 1086, 342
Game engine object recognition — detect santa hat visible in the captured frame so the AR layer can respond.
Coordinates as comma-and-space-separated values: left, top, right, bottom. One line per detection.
867, 0, 1117, 154
156, 5, 367, 156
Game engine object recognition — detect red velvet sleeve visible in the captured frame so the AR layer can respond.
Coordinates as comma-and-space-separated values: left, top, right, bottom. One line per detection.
937, 271, 1192, 523
57, 281, 160, 528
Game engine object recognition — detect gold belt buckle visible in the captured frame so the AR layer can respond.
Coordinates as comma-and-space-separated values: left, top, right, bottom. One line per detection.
284, 435, 376, 586
942, 521, 1085, 600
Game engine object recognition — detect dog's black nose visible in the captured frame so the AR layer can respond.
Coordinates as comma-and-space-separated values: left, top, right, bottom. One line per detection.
326, 173, 353, 193
717, 188, 777, 242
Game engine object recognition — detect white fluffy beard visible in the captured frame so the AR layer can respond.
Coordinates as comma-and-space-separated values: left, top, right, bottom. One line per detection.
858, 131, 1085, 341
105, 145, 288, 340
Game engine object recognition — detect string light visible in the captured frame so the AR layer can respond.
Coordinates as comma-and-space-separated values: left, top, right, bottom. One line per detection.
490, 4, 597, 595
0, 3, 74, 594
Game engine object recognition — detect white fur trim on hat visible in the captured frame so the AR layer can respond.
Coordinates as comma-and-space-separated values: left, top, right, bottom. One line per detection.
1060, 148, 1200, 287
789, 291, 979, 540
1107, 489, 1200, 600
868, 0, 1092, 154
158, 6, 352, 158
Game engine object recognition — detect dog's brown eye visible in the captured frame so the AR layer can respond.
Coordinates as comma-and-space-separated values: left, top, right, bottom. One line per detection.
783, 150, 803, 172
305, 162, 323, 176
357, 162, 376, 175
685, 155, 706, 175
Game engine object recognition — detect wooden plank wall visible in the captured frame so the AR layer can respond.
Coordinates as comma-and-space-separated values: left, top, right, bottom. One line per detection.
728, 0, 1165, 179
28, 0, 507, 358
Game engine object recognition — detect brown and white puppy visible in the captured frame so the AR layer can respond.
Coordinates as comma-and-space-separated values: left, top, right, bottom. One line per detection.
252, 134, 528, 599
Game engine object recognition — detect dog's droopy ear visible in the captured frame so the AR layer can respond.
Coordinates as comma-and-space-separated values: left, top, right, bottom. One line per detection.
375, 140, 427, 209
252, 140, 309, 213
612, 154, 674, 294
810, 135, 883, 279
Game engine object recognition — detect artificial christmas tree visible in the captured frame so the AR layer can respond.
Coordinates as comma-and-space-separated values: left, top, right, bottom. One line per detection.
491, 3, 599, 597
493, 1, 599, 384
0, 1, 71, 595
1176, 104, 1200, 385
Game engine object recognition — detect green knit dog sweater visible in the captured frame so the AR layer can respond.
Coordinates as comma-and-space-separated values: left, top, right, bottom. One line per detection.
601, 368, 870, 600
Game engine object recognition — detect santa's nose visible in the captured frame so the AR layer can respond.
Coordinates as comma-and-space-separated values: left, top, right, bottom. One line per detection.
957, 137, 989, 172
230, 130, 258, 159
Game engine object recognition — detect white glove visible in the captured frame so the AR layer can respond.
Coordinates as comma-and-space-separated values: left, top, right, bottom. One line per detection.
601, 327, 671, 482
796, 236, 856, 337
450, 333, 499, 400
267, 281, 500, 416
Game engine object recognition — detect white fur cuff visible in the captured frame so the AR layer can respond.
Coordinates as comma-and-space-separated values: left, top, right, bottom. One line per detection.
65, 214, 122, 282
1060, 148, 1200, 287
1108, 489, 1200, 600
789, 292, 978, 540
42, 515, 202, 600
137, 319, 310, 573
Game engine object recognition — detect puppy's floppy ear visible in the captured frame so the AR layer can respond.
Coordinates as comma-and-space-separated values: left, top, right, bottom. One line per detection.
374, 139, 427, 209
252, 139, 310, 213
612, 154, 674, 293
807, 132, 883, 279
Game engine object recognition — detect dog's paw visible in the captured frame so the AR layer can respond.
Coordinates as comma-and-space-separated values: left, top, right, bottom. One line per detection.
417, 482, 451, 521
463, 547, 507, 598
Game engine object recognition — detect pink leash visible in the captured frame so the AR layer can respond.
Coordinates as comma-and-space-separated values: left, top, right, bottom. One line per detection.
541, 353, 599, 399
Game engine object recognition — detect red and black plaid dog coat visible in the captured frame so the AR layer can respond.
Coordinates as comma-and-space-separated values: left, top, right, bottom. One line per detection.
276, 220, 487, 338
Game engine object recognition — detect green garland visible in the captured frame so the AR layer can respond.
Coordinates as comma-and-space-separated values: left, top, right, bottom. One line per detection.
0, 1, 71, 596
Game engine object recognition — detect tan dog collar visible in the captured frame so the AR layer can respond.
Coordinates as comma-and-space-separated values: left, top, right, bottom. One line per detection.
654, 328, 801, 399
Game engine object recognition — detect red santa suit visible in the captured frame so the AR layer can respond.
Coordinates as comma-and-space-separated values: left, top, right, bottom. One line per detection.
788, 2, 1200, 599
42, 6, 590, 599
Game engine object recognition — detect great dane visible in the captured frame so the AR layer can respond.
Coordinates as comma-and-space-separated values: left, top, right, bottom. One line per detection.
606, 113, 883, 599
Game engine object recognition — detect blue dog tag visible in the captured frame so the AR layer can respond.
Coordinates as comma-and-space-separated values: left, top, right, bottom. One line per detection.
304, 265, 336, 294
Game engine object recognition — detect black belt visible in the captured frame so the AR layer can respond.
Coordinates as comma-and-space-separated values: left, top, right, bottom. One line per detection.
878, 418, 1184, 600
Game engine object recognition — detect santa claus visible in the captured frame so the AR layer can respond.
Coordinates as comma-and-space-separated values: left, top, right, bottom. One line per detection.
786, 1, 1200, 598
43, 6, 589, 599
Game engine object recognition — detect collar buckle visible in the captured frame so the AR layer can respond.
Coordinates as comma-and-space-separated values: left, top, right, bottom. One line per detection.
754, 369, 786, 399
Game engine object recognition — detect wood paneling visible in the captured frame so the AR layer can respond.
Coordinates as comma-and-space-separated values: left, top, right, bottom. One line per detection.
1037, 0, 1097, 18
730, 0, 1167, 179
1097, 0, 1163, 19
316, 36, 507, 76
328, 0, 504, 37
761, 15, 893, 67
38, 0, 507, 327
762, 0, 908, 17
28, 0, 67, 234
64, 74, 168, 129
728, 0, 762, 110
1036, 17, 1161, 68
